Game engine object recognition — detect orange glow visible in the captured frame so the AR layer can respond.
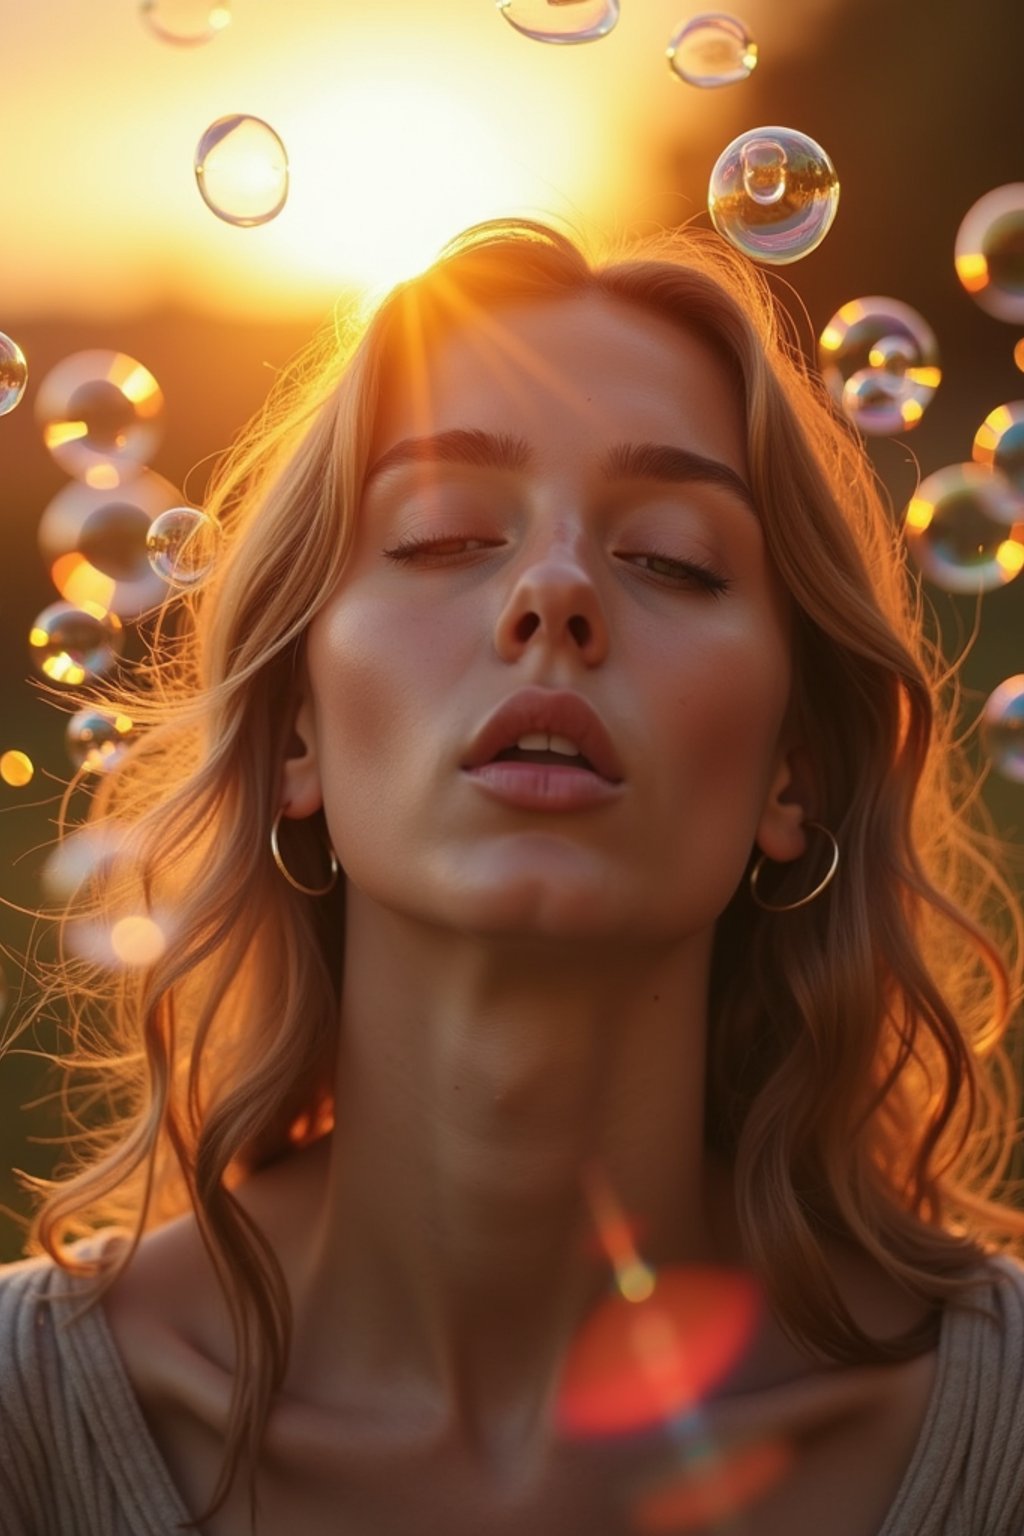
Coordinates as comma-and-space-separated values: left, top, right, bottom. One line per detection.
50, 553, 118, 614
955, 252, 990, 293
996, 539, 1024, 578
0, 751, 35, 788
904, 496, 934, 533
43, 420, 89, 450
633, 1436, 794, 1531
110, 915, 167, 966
555, 1264, 761, 1437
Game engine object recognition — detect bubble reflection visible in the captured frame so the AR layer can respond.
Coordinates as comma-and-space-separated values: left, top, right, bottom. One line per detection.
982, 676, 1024, 784
973, 401, 1024, 495
194, 115, 289, 227
955, 184, 1024, 324
139, 0, 230, 45
667, 13, 757, 87
708, 126, 838, 264
903, 464, 1024, 593
819, 297, 940, 435
0, 332, 28, 416
66, 710, 135, 775
28, 602, 124, 686
35, 351, 163, 488
39, 472, 184, 619
146, 507, 222, 587
496, 0, 620, 44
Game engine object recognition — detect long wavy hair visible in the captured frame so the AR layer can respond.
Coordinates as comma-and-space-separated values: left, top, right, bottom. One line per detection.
6, 215, 1024, 1532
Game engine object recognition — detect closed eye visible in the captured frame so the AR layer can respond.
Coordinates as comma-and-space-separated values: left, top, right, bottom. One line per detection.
620, 556, 733, 595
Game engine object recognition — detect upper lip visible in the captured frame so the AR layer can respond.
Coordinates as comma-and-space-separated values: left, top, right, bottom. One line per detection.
461, 688, 625, 784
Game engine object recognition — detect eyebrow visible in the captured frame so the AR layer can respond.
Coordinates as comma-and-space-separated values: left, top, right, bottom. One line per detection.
363, 427, 757, 513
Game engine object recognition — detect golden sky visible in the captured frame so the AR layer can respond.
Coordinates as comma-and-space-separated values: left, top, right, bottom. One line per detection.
8, 0, 840, 318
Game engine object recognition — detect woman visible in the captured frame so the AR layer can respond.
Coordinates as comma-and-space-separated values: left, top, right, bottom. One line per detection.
2, 216, 1023, 1536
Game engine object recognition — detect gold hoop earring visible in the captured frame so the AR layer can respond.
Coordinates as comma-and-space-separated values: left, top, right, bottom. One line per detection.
749, 821, 839, 912
270, 809, 340, 896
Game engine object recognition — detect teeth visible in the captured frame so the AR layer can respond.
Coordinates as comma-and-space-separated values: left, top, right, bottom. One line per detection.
515, 731, 582, 756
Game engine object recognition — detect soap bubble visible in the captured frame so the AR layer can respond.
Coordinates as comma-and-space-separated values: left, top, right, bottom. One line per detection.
955, 184, 1024, 323
139, 0, 230, 45
146, 507, 222, 587
496, 0, 620, 44
39, 471, 183, 619
28, 602, 124, 686
903, 464, 1024, 593
0, 751, 34, 788
708, 126, 839, 264
818, 297, 941, 435
981, 676, 1024, 783
973, 401, 1024, 494
0, 332, 28, 416
66, 709, 135, 775
35, 351, 163, 488
667, 13, 757, 87
194, 115, 289, 227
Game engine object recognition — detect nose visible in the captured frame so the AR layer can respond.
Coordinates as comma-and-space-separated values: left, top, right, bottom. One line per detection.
492, 521, 609, 667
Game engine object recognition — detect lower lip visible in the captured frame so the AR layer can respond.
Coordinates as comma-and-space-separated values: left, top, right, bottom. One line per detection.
462, 762, 624, 811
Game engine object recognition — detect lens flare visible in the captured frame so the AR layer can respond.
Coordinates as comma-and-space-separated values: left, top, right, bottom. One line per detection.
0, 751, 34, 788
708, 127, 838, 264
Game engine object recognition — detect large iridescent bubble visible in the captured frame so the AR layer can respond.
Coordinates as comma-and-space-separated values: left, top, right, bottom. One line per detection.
818, 297, 941, 435
708, 126, 838, 264
194, 115, 290, 227
35, 351, 163, 489
903, 463, 1024, 593
955, 184, 1024, 324
39, 471, 183, 619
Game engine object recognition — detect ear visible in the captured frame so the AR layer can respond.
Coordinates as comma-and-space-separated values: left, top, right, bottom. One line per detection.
279, 668, 323, 820
754, 741, 815, 864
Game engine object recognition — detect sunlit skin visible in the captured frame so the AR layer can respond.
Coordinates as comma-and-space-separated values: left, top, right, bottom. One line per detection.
272, 292, 813, 1480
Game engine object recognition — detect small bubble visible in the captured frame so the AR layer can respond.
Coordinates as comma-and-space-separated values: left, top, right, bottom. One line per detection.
0, 332, 28, 416
667, 12, 757, 86
66, 710, 135, 775
35, 351, 163, 488
139, 0, 230, 44
194, 115, 289, 227
708, 126, 839, 264
146, 507, 222, 587
819, 297, 941, 436
28, 602, 124, 686
0, 751, 34, 788
955, 184, 1024, 324
496, 0, 619, 44
903, 463, 1024, 593
982, 676, 1024, 783
39, 471, 184, 619
973, 401, 1024, 495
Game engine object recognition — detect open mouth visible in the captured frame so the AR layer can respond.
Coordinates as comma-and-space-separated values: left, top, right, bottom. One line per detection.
491, 746, 598, 772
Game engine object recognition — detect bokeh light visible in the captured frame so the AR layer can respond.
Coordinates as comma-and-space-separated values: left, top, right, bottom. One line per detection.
194, 115, 290, 227
497, 0, 620, 45
139, 0, 231, 45
28, 602, 124, 686
67, 911, 172, 969
0, 751, 34, 788
0, 332, 29, 417
41, 824, 128, 904
667, 14, 757, 88
973, 401, 1024, 494
146, 507, 222, 587
903, 463, 1024, 593
981, 675, 1024, 783
818, 297, 941, 435
35, 351, 164, 489
708, 126, 839, 264
66, 709, 135, 775
39, 471, 184, 619
955, 184, 1024, 323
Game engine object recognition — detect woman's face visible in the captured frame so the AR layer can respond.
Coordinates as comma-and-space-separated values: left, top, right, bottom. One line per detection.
294, 291, 802, 942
